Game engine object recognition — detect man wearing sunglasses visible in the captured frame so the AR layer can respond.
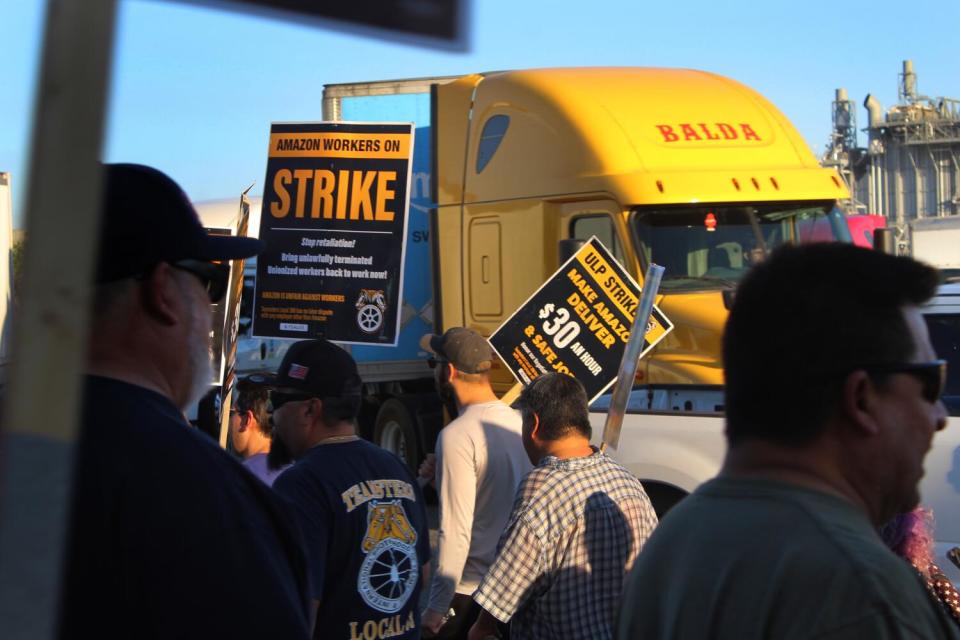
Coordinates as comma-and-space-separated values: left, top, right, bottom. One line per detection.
60, 164, 311, 638
263, 339, 431, 640
618, 243, 959, 639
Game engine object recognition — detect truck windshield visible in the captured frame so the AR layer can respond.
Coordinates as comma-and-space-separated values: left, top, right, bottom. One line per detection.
631, 202, 849, 291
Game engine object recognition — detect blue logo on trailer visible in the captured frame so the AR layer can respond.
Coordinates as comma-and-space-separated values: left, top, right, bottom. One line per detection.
345, 93, 434, 363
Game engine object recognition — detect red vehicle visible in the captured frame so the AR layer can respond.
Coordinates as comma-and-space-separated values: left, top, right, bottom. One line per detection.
797, 212, 885, 248
845, 214, 888, 248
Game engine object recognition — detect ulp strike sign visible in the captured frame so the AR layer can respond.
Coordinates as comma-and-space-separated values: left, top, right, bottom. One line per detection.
490, 237, 673, 402
253, 122, 414, 345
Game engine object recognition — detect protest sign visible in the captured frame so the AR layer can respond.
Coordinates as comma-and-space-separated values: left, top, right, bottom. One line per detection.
253, 122, 414, 345
179, 0, 467, 50
215, 194, 254, 445
219, 192, 252, 388
489, 237, 673, 402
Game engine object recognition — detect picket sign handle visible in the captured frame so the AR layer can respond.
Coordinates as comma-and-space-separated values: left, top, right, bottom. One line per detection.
600, 264, 665, 452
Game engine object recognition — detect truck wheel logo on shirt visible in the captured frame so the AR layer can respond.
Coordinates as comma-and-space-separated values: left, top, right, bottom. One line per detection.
357, 500, 419, 613
355, 289, 387, 334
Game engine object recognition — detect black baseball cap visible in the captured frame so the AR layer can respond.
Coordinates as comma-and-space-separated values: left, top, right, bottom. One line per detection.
249, 339, 363, 403
421, 327, 493, 374
95, 163, 263, 283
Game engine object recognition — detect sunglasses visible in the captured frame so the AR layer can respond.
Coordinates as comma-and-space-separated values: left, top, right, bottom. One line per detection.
865, 360, 948, 404
171, 259, 230, 302
269, 389, 316, 411
426, 357, 448, 369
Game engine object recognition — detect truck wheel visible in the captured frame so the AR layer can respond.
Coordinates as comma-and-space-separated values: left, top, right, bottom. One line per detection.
374, 399, 420, 472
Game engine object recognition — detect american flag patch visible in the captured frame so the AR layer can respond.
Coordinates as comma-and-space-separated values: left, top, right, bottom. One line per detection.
288, 363, 309, 380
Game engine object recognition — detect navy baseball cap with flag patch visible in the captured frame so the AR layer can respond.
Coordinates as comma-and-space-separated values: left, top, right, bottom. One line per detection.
248, 339, 362, 405
95, 163, 263, 284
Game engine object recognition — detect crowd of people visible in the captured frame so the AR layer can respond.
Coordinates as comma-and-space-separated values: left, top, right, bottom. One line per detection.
61, 163, 959, 639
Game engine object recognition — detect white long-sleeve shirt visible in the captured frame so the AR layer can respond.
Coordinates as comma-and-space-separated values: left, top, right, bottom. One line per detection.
427, 400, 532, 613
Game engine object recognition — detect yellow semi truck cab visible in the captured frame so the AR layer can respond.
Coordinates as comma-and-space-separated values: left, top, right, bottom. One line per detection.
430, 67, 850, 391
316, 67, 850, 481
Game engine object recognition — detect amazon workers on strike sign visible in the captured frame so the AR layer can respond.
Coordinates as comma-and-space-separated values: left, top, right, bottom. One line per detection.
489, 237, 673, 402
253, 122, 414, 345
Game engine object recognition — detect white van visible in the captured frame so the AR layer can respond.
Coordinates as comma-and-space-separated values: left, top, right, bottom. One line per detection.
594, 282, 960, 582
917, 282, 960, 580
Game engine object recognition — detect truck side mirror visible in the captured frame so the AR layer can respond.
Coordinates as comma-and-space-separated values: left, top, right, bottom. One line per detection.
873, 228, 896, 254
559, 238, 586, 264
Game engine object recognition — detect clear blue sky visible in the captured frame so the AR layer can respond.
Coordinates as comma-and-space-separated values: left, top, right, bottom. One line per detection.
3, 0, 958, 228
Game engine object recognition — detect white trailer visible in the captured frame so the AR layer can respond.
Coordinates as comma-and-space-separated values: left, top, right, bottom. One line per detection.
912, 217, 960, 276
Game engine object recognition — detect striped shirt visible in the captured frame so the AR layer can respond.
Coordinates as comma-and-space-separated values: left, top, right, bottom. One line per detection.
473, 448, 658, 640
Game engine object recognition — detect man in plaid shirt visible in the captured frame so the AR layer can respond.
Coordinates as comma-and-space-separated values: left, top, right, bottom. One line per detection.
467, 373, 658, 640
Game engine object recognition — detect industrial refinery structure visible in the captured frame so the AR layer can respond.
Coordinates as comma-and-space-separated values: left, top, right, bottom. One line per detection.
823, 61, 960, 250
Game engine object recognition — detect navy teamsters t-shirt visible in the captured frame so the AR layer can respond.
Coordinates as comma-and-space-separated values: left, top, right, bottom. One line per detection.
274, 439, 431, 640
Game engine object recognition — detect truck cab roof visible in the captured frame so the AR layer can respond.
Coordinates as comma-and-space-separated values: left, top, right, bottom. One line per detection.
434, 67, 849, 207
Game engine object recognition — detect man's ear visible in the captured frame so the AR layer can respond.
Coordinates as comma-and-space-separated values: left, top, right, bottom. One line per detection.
140, 263, 181, 326
839, 370, 881, 436
529, 412, 542, 441
304, 397, 324, 419
238, 410, 251, 432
